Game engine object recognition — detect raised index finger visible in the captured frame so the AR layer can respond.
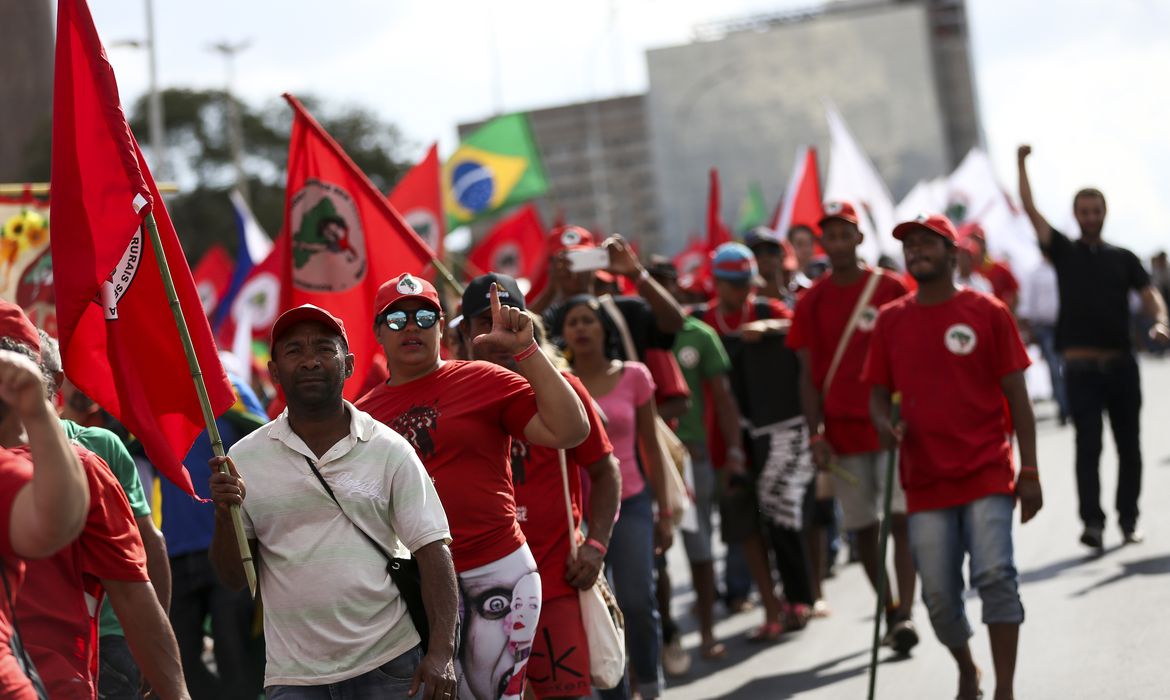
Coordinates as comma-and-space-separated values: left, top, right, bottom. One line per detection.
489, 282, 502, 324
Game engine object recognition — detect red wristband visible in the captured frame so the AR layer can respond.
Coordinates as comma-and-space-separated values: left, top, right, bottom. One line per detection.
513, 342, 540, 363
585, 538, 607, 557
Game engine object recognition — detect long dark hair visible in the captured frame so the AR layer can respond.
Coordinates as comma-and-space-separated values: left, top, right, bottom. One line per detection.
551, 295, 623, 363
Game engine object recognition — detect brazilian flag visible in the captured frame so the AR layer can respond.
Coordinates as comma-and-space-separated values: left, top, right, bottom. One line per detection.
444, 113, 548, 228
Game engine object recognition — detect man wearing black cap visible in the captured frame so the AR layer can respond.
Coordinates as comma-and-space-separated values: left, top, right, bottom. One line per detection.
210, 304, 458, 699
1018, 145, 1168, 548
865, 214, 1041, 700
459, 273, 621, 700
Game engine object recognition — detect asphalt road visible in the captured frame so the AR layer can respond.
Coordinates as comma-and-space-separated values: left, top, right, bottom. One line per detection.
658, 356, 1170, 700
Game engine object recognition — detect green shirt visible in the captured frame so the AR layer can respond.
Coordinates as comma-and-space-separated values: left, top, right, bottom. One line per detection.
61, 419, 150, 639
672, 317, 732, 444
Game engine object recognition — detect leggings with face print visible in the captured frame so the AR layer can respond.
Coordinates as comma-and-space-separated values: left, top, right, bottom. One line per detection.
456, 543, 542, 700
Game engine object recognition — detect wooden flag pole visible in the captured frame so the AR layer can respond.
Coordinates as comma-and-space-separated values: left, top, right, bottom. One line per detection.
144, 211, 257, 597
867, 395, 902, 700
430, 256, 465, 296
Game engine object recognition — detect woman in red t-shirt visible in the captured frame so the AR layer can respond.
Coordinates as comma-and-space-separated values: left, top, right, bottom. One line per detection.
554, 295, 673, 700
357, 274, 588, 700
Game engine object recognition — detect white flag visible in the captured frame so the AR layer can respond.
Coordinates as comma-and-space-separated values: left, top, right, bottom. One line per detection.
824, 104, 897, 262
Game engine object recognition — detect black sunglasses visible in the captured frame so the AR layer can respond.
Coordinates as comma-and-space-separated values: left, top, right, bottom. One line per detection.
381, 308, 439, 331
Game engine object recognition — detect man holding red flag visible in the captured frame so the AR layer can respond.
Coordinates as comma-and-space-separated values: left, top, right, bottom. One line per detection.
50, 0, 235, 496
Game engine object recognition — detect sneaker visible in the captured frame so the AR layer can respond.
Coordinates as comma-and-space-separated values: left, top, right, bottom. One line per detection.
1122, 528, 1145, 545
662, 638, 691, 677
889, 618, 919, 655
1080, 525, 1104, 549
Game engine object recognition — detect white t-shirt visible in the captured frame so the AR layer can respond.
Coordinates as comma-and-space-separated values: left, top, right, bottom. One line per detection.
231, 401, 451, 686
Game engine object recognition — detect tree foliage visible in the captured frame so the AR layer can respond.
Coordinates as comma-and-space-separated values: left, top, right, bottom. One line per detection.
125, 88, 412, 264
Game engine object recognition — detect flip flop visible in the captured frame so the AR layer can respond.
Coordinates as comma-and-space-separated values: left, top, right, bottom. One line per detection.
700, 641, 727, 660
747, 621, 784, 643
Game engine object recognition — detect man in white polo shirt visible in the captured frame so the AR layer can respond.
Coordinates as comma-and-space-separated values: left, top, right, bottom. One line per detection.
209, 304, 458, 699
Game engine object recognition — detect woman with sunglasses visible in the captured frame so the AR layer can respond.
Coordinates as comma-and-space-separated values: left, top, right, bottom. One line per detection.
356, 273, 589, 700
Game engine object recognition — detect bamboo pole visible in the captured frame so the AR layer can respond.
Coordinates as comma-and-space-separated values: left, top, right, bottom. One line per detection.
144, 211, 257, 596
867, 396, 901, 700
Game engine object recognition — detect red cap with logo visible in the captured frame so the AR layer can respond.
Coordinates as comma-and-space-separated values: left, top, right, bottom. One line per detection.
0, 299, 41, 353
819, 200, 860, 227
546, 225, 595, 255
893, 213, 959, 244
374, 273, 441, 317
270, 304, 348, 347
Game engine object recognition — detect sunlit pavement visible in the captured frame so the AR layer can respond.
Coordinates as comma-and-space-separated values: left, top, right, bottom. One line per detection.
660, 356, 1170, 699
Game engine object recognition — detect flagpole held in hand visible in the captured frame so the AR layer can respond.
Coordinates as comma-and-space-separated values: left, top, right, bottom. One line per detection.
145, 212, 257, 597
867, 395, 901, 700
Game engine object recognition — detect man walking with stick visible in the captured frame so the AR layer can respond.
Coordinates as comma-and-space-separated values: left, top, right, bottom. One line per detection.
864, 214, 1042, 700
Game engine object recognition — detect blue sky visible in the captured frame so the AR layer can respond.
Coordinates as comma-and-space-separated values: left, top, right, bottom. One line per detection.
90, 0, 1170, 257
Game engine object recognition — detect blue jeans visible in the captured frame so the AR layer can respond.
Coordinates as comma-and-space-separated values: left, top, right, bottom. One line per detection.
908, 495, 1024, 649
1032, 323, 1069, 418
266, 645, 422, 700
600, 488, 663, 700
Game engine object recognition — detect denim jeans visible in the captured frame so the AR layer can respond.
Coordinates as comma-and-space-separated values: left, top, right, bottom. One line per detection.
908, 495, 1024, 649
98, 635, 141, 700
1065, 354, 1143, 531
599, 488, 663, 700
1031, 323, 1069, 418
266, 645, 422, 700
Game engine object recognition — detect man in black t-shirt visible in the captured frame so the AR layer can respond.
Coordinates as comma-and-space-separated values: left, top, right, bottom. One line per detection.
1018, 145, 1169, 549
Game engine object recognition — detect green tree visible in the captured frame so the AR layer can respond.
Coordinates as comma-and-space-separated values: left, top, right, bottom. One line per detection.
126, 88, 412, 264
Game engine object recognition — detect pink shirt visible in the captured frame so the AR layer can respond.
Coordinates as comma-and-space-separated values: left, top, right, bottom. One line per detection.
594, 362, 655, 501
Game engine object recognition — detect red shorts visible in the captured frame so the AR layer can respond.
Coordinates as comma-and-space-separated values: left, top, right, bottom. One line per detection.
526, 594, 592, 698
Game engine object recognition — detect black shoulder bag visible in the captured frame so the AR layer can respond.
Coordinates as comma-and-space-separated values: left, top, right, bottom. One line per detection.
303, 456, 430, 652
1, 560, 49, 700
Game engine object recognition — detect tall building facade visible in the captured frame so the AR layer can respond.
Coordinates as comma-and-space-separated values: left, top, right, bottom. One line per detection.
645, 0, 980, 251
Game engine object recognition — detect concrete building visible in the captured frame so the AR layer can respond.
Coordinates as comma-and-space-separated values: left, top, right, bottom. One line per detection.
0, 0, 54, 182
645, 0, 981, 251
458, 94, 660, 249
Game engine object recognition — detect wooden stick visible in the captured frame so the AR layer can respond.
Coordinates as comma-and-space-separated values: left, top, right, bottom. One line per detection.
144, 211, 257, 596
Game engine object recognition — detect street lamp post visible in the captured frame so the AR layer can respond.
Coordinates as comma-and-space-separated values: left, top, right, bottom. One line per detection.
208, 40, 251, 206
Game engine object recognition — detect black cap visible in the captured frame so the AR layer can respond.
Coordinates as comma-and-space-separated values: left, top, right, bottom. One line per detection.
462, 273, 526, 321
646, 254, 677, 280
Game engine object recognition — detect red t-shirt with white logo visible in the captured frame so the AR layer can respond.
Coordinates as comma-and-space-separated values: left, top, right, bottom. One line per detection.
357, 360, 539, 572
512, 373, 612, 601
862, 289, 1030, 513
16, 446, 149, 699
0, 451, 35, 700
787, 268, 909, 455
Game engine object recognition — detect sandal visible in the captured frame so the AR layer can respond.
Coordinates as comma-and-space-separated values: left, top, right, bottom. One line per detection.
783, 602, 813, 631
700, 641, 727, 659
747, 620, 784, 643
812, 599, 832, 618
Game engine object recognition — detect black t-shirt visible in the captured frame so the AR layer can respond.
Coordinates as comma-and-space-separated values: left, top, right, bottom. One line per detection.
1042, 228, 1150, 351
544, 295, 675, 361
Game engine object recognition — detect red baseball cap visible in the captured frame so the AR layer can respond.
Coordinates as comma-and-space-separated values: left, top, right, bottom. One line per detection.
546, 225, 595, 255
958, 222, 986, 242
374, 273, 441, 317
0, 300, 41, 353
892, 213, 959, 244
270, 304, 348, 347
819, 200, 860, 227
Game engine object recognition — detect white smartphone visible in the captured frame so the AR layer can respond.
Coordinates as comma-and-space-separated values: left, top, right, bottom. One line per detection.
566, 247, 611, 273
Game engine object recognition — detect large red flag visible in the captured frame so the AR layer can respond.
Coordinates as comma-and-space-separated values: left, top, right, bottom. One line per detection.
388, 143, 445, 261
467, 204, 546, 281
50, 0, 234, 495
772, 146, 825, 236
193, 244, 234, 318
280, 94, 434, 400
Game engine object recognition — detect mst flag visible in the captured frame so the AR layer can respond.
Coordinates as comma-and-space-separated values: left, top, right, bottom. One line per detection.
281, 93, 434, 399
51, 0, 233, 496
193, 243, 233, 317
389, 143, 446, 259
444, 113, 548, 228
467, 204, 546, 281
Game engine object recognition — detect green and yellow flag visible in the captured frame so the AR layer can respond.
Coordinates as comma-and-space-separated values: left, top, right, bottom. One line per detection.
737, 182, 768, 234
443, 113, 548, 228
